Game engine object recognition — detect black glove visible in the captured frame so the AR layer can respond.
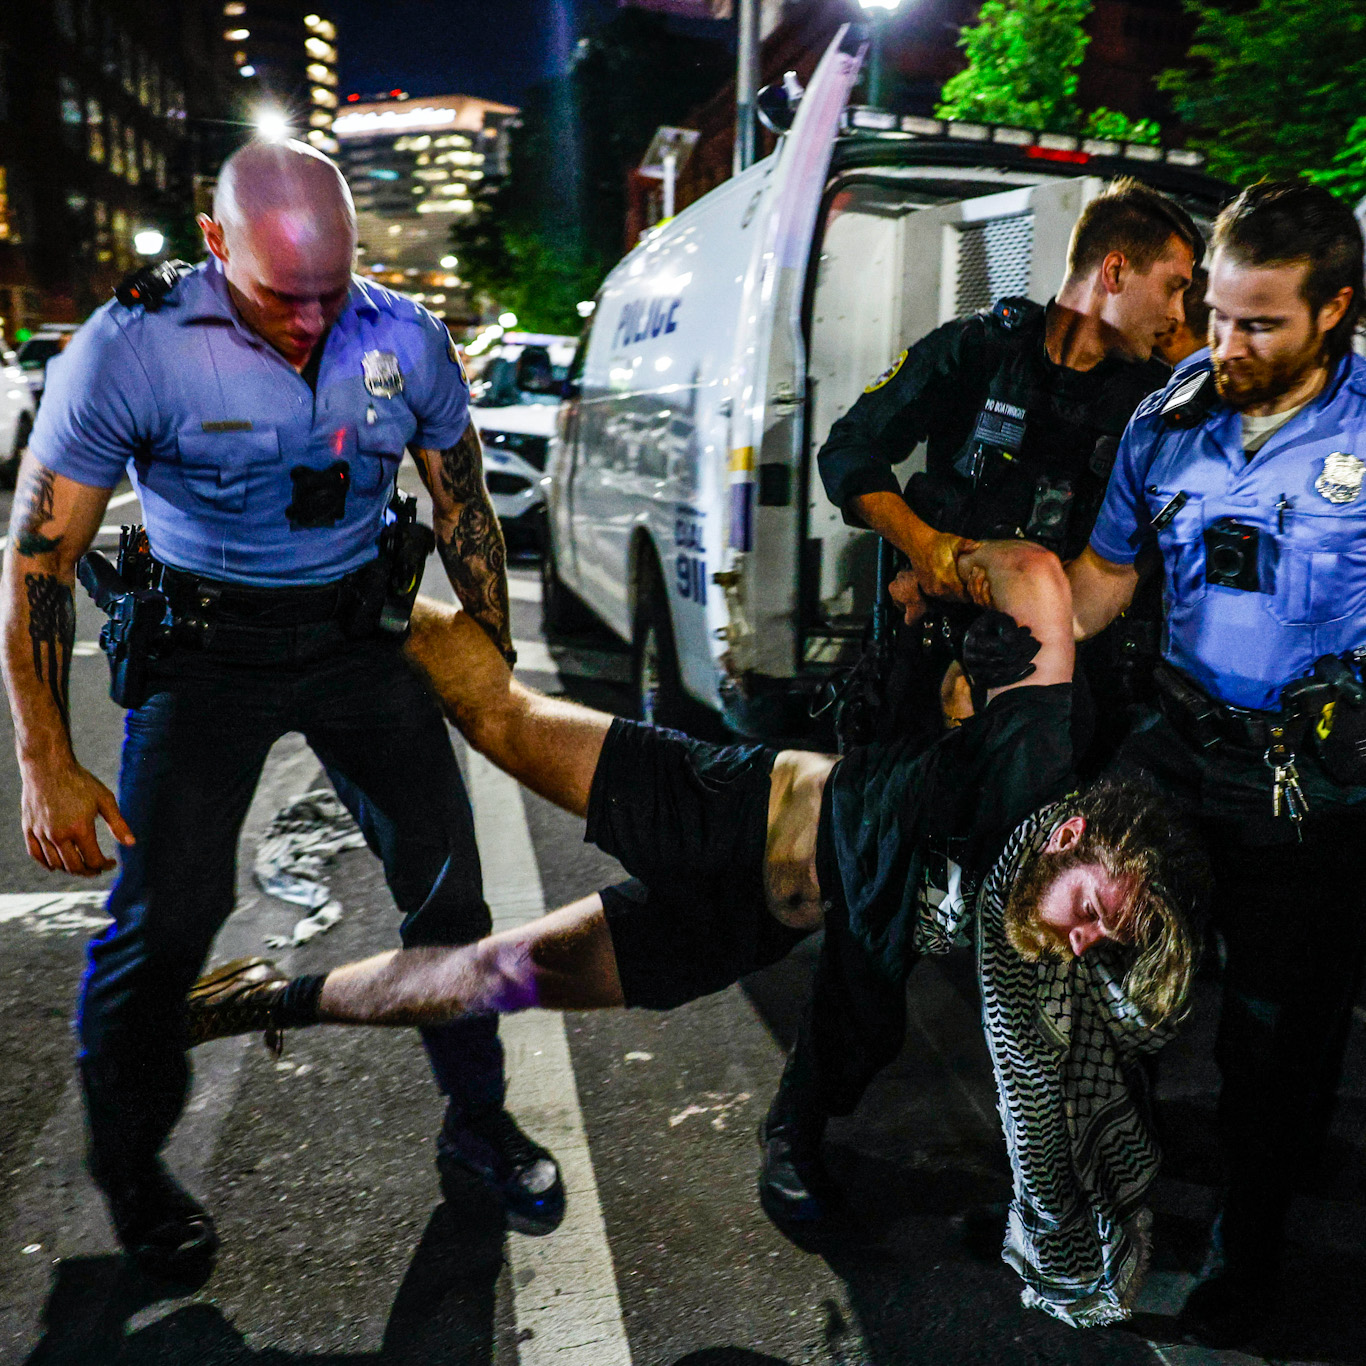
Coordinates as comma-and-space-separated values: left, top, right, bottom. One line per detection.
960, 609, 1041, 690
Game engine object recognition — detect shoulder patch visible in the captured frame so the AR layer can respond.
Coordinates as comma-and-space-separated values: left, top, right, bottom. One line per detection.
445, 325, 468, 381
865, 349, 908, 394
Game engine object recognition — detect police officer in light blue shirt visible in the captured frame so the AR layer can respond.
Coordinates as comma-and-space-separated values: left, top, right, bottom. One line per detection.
1071, 182, 1366, 1345
0, 140, 563, 1280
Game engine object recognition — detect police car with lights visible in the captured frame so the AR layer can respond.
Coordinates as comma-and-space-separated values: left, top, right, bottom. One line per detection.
541, 25, 1228, 734
465, 332, 575, 551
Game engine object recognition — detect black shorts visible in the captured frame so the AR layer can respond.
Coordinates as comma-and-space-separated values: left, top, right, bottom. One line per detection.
586, 719, 812, 1009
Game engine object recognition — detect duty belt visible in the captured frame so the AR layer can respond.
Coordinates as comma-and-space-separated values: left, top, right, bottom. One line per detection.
1152, 662, 1317, 753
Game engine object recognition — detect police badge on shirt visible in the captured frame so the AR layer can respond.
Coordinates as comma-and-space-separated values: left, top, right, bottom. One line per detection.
1315, 451, 1365, 505
362, 349, 404, 398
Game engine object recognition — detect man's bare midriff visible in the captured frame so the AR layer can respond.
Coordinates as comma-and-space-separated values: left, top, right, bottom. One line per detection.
764, 749, 840, 931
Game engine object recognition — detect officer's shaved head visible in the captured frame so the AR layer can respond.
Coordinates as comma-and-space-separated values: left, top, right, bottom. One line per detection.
213, 138, 356, 248
200, 138, 358, 370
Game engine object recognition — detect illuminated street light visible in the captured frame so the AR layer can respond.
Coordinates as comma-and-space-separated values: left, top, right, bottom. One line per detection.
240, 65, 256, 77
439, 254, 458, 268
498, 311, 518, 328
576, 300, 596, 318
134, 230, 165, 256
255, 109, 291, 141
856, 0, 903, 108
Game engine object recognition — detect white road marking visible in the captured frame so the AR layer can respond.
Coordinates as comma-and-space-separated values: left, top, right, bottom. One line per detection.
0, 891, 111, 935
465, 748, 632, 1366
507, 576, 542, 603
106, 490, 140, 510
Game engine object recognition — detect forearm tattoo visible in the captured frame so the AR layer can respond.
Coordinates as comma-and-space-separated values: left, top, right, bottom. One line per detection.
10, 466, 63, 557
25, 573, 75, 730
432, 426, 512, 655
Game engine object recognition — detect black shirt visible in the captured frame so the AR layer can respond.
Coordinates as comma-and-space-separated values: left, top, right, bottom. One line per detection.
817, 303, 1168, 559
816, 684, 1075, 980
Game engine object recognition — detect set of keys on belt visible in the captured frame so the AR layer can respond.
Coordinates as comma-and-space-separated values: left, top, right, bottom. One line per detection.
1264, 725, 1308, 834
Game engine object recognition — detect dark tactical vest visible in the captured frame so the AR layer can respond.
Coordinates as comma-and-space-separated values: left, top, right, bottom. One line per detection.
906, 297, 1167, 559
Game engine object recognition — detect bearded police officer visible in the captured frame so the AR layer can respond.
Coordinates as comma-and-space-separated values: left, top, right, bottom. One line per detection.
1069, 181, 1366, 1345
0, 139, 562, 1282
759, 178, 1201, 1233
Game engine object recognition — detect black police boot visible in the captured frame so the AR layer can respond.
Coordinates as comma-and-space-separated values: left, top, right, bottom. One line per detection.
437, 1104, 565, 1236
757, 1057, 836, 1248
1180, 1200, 1282, 1349
101, 1159, 219, 1286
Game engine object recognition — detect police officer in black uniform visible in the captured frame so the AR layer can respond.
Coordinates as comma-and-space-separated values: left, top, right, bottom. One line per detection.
760, 178, 1202, 1233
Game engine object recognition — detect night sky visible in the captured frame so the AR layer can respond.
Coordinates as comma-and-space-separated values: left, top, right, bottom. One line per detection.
329, 0, 717, 108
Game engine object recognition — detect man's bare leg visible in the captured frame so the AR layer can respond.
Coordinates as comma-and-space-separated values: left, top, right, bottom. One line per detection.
318, 895, 624, 1025
406, 598, 610, 817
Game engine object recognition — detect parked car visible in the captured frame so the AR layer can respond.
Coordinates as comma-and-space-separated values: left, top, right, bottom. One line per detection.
466, 333, 576, 552
542, 24, 1228, 734
15, 325, 80, 407
0, 347, 39, 489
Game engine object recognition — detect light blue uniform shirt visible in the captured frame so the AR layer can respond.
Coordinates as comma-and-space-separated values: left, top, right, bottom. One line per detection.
30, 260, 470, 586
1091, 350, 1366, 711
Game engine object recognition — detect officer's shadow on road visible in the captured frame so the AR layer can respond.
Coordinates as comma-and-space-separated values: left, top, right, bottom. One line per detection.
23, 1198, 504, 1366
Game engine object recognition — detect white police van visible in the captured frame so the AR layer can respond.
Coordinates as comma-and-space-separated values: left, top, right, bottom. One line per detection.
543, 25, 1226, 735
467, 332, 576, 551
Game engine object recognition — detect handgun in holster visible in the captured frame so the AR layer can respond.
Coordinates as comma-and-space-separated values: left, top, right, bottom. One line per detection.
77, 548, 174, 709
343, 490, 437, 640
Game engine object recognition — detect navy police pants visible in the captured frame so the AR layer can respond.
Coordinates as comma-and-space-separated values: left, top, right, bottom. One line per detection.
77, 634, 500, 1186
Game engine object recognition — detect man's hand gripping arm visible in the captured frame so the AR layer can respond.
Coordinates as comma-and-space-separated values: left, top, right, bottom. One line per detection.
0, 456, 134, 873
412, 420, 514, 661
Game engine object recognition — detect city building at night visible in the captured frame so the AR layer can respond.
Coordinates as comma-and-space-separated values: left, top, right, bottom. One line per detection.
0, 0, 231, 337
218, 3, 340, 154
334, 94, 517, 325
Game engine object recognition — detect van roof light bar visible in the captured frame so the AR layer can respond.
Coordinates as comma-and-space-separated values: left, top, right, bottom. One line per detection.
841, 110, 1207, 170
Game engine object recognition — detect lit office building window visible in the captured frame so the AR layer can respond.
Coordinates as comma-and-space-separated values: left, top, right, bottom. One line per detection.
59, 76, 84, 151
86, 97, 105, 163
0, 166, 10, 241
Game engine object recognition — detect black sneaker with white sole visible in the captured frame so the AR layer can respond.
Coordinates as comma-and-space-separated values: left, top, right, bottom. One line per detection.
437, 1105, 565, 1236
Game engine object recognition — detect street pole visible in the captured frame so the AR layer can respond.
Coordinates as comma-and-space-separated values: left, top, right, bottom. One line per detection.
734, 0, 759, 175
663, 149, 677, 220
867, 9, 884, 107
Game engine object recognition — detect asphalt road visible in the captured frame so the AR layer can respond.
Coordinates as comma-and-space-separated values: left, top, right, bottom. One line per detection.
0, 475, 1363, 1366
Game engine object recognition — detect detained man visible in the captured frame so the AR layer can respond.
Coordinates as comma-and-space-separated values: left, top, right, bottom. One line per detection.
186, 540, 1206, 1326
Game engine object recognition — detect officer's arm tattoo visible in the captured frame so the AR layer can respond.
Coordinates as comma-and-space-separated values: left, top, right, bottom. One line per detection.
418, 425, 513, 659
23, 573, 75, 732
9, 465, 63, 558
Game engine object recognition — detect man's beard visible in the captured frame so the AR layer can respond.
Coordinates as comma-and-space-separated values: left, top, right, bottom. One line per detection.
1212, 332, 1326, 410
1003, 850, 1074, 962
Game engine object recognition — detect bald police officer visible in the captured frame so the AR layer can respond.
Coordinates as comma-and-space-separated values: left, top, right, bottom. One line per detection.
0, 140, 562, 1281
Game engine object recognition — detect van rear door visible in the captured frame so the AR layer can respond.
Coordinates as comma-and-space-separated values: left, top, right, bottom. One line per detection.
721, 23, 867, 681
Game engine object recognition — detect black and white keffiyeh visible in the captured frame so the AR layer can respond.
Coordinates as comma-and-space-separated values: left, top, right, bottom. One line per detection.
915, 803, 1176, 1328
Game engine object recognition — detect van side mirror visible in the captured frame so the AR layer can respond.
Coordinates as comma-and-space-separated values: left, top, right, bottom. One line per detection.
756, 71, 804, 135
561, 378, 582, 400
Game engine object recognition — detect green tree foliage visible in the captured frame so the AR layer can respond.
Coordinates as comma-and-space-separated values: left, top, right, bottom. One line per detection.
937, 0, 1092, 134
452, 10, 728, 334
935, 0, 1161, 145
1160, 2, 1366, 192
1306, 117, 1366, 205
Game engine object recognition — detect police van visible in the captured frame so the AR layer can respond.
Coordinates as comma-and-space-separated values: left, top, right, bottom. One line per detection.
542, 25, 1227, 735
465, 332, 576, 551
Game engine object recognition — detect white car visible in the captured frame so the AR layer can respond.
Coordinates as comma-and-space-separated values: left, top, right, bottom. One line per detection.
15, 325, 80, 406
0, 348, 39, 490
466, 334, 576, 552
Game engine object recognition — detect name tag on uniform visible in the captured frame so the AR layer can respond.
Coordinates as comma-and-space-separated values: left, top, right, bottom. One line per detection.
362, 349, 404, 398
200, 419, 253, 433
